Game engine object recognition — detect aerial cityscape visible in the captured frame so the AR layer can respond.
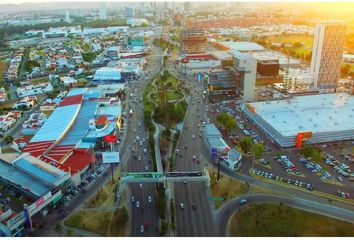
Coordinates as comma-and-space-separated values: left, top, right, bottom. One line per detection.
0, 1, 353, 238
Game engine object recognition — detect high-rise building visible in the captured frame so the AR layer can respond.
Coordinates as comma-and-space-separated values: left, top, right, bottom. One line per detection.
65, 10, 70, 23
184, 2, 191, 12
125, 7, 135, 17
233, 52, 257, 101
310, 21, 346, 92
99, 4, 107, 20
180, 29, 207, 54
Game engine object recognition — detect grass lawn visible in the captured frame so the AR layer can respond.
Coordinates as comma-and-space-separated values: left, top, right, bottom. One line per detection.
268, 34, 314, 47
64, 208, 127, 236
84, 169, 120, 208
229, 203, 354, 237
31, 76, 49, 85
0, 99, 16, 109
0, 61, 8, 85
166, 90, 183, 101
208, 167, 273, 208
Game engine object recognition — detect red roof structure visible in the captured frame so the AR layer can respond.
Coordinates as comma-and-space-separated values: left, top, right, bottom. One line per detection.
58, 94, 83, 107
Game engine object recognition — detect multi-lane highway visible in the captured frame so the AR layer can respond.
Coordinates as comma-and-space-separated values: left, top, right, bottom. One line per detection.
172, 72, 217, 236
124, 42, 164, 236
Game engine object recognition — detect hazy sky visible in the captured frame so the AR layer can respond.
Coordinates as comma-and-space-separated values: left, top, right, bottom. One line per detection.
0, 0, 352, 4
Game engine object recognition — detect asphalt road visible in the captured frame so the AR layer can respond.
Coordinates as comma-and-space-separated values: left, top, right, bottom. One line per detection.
124, 43, 164, 237
216, 194, 354, 236
172, 69, 217, 236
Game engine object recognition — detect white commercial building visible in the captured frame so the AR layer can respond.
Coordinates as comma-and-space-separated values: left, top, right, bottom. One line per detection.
242, 93, 354, 148
93, 67, 122, 84
127, 18, 148, 27
310, 21, 346, 92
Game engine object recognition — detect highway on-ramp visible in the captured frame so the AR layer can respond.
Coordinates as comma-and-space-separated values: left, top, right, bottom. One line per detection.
216, 193, 354, 236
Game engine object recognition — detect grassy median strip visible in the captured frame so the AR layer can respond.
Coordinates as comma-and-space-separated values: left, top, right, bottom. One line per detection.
208, 167, 274, 208
229, 203, 354, 236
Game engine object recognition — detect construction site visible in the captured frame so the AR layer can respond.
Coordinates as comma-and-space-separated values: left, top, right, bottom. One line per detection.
180, 28, 208, 54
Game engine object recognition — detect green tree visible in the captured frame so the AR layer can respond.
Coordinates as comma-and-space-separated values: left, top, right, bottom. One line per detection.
311, 150, 323, 163
54, 224, 63, 236
300, 144, 314, 158
4, 135, 13, 144
240, 137, 253, 154
66, 229, 73, 237
252, 143, 264, 160
224, 116, 237, 132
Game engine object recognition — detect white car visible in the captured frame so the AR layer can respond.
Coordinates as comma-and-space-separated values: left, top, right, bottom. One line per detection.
140, 225, 144, 233
139, 183, 143, 189
136, 201, 140, 208
148, 196, 152, 203
143, 149, 147, 154
136, 136, 140, 141
180, 203, 184, 209
192, 134, 195, 139
239, 199, 247, 205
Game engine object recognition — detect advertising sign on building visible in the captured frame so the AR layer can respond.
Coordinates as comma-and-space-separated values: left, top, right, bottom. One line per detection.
104, 135, 117, 143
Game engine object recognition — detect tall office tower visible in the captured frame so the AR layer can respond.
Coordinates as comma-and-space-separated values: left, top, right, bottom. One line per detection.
99, 4, 107, 20
124, 7, 135, 17
310, 21, 346, 92
65, 10, 70, 23
233, 52, 257, 101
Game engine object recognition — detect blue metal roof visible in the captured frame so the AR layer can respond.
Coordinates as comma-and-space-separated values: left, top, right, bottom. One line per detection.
14, 159, 58, 185
30, 104, 81, 143
60, 100, 98, 146
66, 88, 88, 97
0, 160, 50, 197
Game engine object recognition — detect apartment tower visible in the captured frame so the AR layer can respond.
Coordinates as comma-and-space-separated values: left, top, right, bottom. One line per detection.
310, 21, 346, 92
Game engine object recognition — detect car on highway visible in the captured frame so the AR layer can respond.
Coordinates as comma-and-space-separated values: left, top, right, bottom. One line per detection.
239, 199, 247, 205
192, 203, 197, 210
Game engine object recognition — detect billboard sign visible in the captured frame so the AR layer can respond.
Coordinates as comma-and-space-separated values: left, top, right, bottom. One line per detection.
104, 135, 117, 143
102, 152, 120, 164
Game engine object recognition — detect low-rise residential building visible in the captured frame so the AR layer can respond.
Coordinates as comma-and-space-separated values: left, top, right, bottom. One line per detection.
60, 76, 77, 86
22, 112, 47, 136
13, 96, 37, 110
16, 83, 53, 97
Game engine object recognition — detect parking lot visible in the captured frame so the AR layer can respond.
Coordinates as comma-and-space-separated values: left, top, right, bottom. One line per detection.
208, 97, 354, 200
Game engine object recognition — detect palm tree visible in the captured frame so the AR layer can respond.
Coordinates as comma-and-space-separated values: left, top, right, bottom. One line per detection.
54, 224, 63, 236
